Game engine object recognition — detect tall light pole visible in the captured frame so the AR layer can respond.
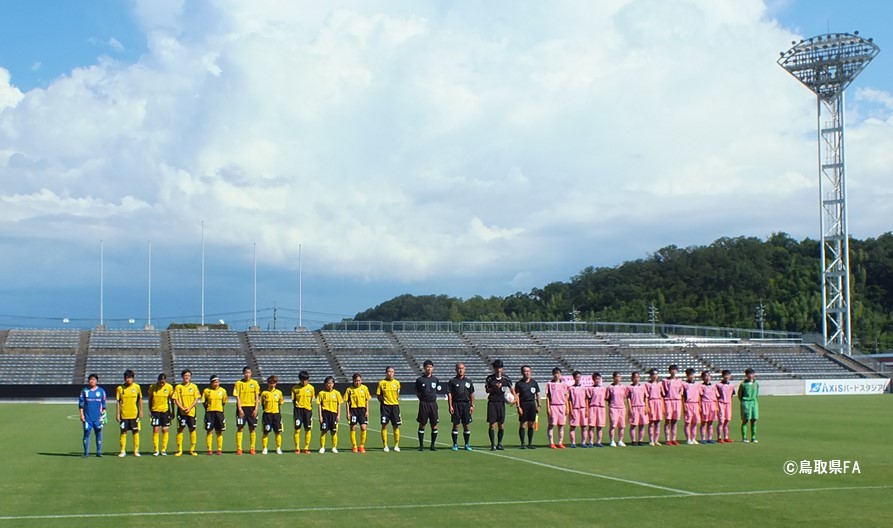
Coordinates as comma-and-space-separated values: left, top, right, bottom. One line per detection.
147, 240, 153, 330
200, 220, 205, 327
99, 239, 104, 329
779, 32, 879, 356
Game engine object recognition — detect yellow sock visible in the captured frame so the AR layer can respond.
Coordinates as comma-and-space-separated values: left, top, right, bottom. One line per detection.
332, 432, 338, 448
206, 433, 213, 451
262, 434, 269, 450
236, 431, 243, 450
381, 429, 388, 448
162, 431, 169, 451
249, 430, 256, 450
294, 431, 301, 450
216, 433, 223, 451
304, 430, 312, 451
394, 428, 400, 447
133, 433, 140, 452
350, 430, 357, 448
190, 430, 197, 451
360, 429, 367, 446
119, 434, 126, 452
153, 432, 159, 453
275, 434, 282, 449
176, 431, 184, 452
319, 433, 325, 449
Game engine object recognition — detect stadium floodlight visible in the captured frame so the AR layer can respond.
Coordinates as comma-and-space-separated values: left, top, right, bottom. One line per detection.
778, 32, 879, 356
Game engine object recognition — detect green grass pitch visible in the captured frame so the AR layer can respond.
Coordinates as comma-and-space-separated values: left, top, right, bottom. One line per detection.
1, 395, 891, 527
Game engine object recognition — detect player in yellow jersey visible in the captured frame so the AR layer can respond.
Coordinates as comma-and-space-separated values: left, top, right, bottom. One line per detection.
291, 371, 315, 454
233, 366, 261, 455
376, 366, 402, 452
260, 375, 284, 455
115, 369, 143, 457
173, 369, 201, 456
148, 373, 175, 456
202, 375, 228, 455
317, 376, 343, 453
344, 373, 371, 453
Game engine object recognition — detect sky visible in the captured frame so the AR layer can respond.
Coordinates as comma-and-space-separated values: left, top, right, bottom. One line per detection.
0, 0, 892, 330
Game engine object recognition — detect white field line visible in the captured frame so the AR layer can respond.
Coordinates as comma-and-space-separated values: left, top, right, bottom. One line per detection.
1, 485, 890, 521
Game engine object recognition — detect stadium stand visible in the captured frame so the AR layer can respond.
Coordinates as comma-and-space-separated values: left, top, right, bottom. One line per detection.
0, 326, 880, 393
0, 353, 76, 384
84, 354, 165, 384
4, 329, 80, 350
169, 330, 246, 384
760, 346, 858, 379
557, 350, 642, 376
391, 331, 491, 382
693, 348, 791, 379
89, 330, 161, 351
625, 348, 712, 373
247, 331, 337, 384
331, 351, 419, 383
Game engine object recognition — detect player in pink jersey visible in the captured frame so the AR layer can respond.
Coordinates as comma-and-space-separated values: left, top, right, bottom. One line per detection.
606, 372, 628, 447
662, 365, 683, 445
699, 370, 718, 444
626, 371, 647, 446
682, 368, 701, 445
715, 370, 736, 443
567, 371, 588, 448
644, 369, 664, 446
585, 372, 607, 448
545, 368, 569, 449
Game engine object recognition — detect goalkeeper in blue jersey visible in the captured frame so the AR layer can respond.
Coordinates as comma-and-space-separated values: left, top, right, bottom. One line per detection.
79, 373, 107, 457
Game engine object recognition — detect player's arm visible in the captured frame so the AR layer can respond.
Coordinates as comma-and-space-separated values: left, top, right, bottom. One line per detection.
737, 383, 743, 401
376, 383, 383, 404
137, 394, 143, 420
252, 384, 260, 417
234, 383, 244, 416
336, 394, 342, 422
78, 391, 86, 422
447, 388, 454, 414
116, 389, 122, 422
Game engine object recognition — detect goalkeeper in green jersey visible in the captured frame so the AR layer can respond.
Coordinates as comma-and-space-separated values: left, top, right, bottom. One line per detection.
737, 368, 759, 443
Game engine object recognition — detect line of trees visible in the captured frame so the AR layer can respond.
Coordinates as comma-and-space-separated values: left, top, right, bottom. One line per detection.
352, 233, 893, 353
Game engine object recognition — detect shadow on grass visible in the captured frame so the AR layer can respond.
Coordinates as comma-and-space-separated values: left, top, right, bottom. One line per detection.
38, 452, 99, 457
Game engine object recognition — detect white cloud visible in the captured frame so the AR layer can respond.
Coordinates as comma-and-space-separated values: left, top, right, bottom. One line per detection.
0, 0, 891, 289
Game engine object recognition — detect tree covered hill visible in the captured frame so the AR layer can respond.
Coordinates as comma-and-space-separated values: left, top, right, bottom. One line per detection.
352, 233, 893, 352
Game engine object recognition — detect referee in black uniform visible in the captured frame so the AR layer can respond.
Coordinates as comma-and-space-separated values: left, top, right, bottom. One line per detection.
415, 360, 440, 451
447, 362, 475, 451
485, 359, 516, 451
514, 365, 541, 449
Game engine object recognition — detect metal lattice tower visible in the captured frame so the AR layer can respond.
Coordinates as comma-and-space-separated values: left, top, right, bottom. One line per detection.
778, 32, 879, 355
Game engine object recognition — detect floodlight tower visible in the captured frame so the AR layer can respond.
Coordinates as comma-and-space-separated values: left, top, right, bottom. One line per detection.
778, 32, 879, 356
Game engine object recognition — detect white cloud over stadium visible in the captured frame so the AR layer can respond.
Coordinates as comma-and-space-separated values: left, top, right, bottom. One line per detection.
1, 0, 892, 300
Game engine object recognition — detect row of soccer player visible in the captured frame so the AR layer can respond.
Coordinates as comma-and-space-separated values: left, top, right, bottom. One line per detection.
77, 359, 759, 457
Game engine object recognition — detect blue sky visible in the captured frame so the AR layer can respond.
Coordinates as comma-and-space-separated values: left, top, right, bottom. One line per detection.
1, 0, 892, 329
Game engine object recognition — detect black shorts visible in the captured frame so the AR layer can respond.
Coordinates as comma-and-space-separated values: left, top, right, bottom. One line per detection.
236, 407, 257, 428
320, 410, 338, 432
380, 404, 401, 426
487, 400, 506, 425
119, 418, 140, 433
294, 408, 313, 429
450, 401, 473, 425
150, 411, 171, 427
205, 411, 226, 432
349, 407, 368, 426
518, 402, 538, 423
262, 413, 283, 433
417, 400, 439, 426
177, 413, 197, 430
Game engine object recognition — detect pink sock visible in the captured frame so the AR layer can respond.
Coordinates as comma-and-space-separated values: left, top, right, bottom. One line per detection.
558, 426, 565, 444
548, 428, 554, 444
570, 430, 576, 445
